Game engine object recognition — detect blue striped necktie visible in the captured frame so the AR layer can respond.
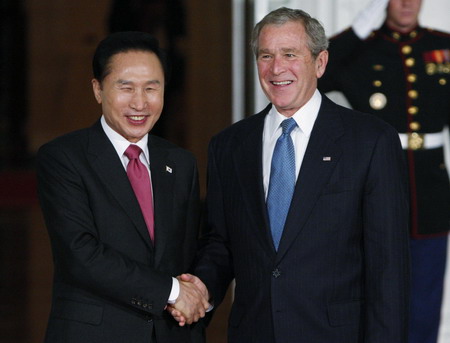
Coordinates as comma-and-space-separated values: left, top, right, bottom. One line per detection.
267, 118, 297, 250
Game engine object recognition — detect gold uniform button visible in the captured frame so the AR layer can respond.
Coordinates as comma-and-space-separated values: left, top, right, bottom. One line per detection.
373, 64, 384, 71
408, 106, 419, 115
405, 58, 415, 67
392, 32, 401, 40
373, 80, 382, 87
410, 30, 418, 38
439, 78, 447, 85
409, 122, 421, 131
408, 90, 418, 99
407, 74, 417, 83
402, 45, 412, 54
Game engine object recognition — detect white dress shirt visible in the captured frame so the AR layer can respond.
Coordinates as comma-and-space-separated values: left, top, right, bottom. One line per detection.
100, 116, 180, 303
262, 89, 322, 199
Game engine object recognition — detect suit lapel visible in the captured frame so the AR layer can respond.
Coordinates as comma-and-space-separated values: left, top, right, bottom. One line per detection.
276, 97, 345, 261
148, 136, 174, 268
87, 121, 154, 251
232, 107, 276, 255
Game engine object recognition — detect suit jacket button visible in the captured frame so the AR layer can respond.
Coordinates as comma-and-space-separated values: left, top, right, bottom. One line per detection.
272, 268, 281, 278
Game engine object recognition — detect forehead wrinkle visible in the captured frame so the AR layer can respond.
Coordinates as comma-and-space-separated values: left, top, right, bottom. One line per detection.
280, 47, 298, 53
258, 46, 298, 54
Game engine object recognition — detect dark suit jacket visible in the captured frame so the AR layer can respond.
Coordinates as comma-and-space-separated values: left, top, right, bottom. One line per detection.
37, 120, 204, 343
195, 95, 410, 343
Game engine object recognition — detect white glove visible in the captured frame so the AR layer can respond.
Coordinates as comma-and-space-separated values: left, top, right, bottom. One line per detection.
352, 0, 389, 39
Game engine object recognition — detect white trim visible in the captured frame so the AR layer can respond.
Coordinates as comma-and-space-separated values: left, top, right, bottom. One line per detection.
232, 0, 246, 123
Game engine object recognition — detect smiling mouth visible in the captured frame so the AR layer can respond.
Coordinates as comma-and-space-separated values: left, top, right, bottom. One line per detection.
129, 115, 146, 120
271, 81, 293, 86
126, 115, 149, 125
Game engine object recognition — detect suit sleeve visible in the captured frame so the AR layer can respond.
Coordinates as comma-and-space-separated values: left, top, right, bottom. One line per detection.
194, 138, 235, 308
362, 125, 410, 342
319, 28, 364, 93
183, 160, 201, 271
37, 143, 173, 316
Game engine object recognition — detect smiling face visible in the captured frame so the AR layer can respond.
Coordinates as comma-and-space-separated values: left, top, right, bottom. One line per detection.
256, 21, 328, 117
92, 50, 164, 142
386, 0, 422, 33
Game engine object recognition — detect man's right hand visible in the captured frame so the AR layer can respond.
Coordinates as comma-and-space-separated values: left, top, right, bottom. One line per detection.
168, 274, 210, 326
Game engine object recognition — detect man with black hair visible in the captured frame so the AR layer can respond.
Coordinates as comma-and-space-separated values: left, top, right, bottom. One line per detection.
37, 31, 208, 343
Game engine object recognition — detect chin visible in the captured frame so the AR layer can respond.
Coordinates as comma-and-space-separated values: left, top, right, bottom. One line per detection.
273, 101, 292, 110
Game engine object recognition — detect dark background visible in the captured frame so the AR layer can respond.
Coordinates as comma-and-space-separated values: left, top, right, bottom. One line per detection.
0, 0, 238, 341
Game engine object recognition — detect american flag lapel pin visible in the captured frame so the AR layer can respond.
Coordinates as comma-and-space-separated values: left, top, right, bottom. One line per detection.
166, 166, 173, 173
323, 156, 331, 161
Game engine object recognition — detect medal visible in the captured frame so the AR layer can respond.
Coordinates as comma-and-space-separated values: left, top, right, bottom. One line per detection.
369, 93, 387, 110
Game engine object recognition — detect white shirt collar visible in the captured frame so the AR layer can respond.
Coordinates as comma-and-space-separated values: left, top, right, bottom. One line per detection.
100, 115, 150, 164
266, 89, 322, 139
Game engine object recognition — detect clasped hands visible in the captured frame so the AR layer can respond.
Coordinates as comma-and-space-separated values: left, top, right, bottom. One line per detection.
167, 273, 210, 326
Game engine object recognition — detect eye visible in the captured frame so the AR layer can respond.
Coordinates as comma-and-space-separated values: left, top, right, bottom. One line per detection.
285, 53, 296, 58
259, 54, 272, 60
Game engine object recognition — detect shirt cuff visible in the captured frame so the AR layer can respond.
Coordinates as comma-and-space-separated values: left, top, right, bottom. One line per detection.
167, 277, 180, 304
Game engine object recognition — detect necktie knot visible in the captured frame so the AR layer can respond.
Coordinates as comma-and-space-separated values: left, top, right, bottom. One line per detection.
124, 144, 142, 160
281, 118, 297, 136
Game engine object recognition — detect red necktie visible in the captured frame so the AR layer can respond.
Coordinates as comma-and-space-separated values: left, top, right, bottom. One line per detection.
124, 144, 155, 242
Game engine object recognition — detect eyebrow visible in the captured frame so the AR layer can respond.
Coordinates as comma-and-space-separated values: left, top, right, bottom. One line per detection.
116, 79, 161, 86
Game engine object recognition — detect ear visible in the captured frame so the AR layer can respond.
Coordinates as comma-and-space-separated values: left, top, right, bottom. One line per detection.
315, 50, 328, 79
91, 79, 102, 104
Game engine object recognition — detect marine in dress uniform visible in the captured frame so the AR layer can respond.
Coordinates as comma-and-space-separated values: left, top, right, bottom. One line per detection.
318, 13, 450, 343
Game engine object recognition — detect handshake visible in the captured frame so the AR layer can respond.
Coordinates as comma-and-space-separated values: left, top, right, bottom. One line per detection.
167, 273, 211, 326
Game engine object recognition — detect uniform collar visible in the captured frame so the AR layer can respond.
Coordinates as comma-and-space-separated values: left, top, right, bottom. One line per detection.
378, 22, 423, 43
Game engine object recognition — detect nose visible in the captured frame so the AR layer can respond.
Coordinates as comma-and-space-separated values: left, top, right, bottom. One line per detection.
270, 55, 286, 75
130, 90, 147, 111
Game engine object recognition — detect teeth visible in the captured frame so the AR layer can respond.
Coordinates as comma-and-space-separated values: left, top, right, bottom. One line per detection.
129, 116, 145, 120
272, 81, 292, 85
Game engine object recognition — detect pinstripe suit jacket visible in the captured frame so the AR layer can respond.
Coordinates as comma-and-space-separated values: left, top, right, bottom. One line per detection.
195, 95, 410, 343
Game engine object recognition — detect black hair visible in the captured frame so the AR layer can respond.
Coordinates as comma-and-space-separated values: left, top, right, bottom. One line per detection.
92, 31, 169, 83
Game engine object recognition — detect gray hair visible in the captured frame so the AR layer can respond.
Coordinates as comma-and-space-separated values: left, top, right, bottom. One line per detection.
251, 7, 329, 58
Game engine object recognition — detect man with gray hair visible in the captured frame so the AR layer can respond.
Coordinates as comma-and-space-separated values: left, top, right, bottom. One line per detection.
178, 7, 411, 343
